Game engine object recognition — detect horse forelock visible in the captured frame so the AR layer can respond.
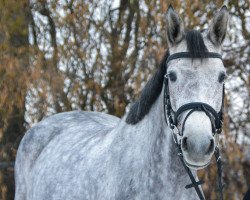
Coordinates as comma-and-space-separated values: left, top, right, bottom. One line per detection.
185, 30, 208, 58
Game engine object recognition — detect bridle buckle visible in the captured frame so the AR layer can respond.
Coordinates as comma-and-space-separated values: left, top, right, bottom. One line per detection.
216, 128, 222, 134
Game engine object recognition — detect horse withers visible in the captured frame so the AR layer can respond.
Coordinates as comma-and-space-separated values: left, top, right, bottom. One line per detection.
15, 5, 229, 200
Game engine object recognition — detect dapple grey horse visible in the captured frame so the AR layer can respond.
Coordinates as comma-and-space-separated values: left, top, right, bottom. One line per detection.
15, 6, 229, 200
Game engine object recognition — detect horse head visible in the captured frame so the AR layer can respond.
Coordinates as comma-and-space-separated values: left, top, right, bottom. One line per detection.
165, 5, 229, 169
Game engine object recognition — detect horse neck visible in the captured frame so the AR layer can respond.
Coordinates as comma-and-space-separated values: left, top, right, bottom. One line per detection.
119, 90, 195, 180
114, 90, 198, 198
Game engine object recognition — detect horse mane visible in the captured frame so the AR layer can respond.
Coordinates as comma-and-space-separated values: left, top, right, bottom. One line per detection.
126, 30, 208, 125
126, 51, 169, 124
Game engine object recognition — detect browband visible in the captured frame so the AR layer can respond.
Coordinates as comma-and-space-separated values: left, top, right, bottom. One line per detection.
166, 52, 222, 65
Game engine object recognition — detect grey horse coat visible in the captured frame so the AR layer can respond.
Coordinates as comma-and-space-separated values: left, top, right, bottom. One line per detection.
15, 100, 198, 200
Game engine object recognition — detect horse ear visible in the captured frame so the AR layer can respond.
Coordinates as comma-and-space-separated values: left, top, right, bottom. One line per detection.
166, 5, 184, 46
208, 6, 229, 46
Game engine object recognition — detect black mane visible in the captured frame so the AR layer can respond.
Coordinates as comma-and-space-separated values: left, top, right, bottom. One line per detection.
126, 51, 169, 124
126, 30, 208, 124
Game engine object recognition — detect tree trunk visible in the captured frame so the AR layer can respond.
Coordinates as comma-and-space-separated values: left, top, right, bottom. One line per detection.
0, 0, 30, 199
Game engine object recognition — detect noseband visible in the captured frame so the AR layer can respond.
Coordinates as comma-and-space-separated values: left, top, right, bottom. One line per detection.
163, 52, 225, 200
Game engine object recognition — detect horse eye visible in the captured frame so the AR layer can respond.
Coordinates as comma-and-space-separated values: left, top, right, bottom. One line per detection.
168, 72, 177, 82
218, 72, 226, 83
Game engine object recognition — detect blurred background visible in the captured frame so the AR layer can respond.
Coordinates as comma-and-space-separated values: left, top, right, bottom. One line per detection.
0, 0, 249, 199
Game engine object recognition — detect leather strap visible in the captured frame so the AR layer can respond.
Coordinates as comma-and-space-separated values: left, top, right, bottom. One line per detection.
174, 102, 221, 131
166, 52, 222, 65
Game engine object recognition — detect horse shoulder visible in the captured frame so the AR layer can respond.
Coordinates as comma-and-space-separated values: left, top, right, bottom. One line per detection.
16, 110, 119, 168
15, 111, 120, 199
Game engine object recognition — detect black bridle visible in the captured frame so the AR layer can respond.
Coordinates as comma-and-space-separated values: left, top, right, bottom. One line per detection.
163, 52, 225, 200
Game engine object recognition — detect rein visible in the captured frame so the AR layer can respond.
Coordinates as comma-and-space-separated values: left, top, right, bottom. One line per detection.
163, 52, 225, 200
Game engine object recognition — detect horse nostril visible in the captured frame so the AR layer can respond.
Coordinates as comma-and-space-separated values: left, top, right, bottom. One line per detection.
182, 137, 188, 151
206, 139, 215, 155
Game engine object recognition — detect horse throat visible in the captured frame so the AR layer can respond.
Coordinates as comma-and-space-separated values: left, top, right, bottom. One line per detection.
117, 91, 197, 199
